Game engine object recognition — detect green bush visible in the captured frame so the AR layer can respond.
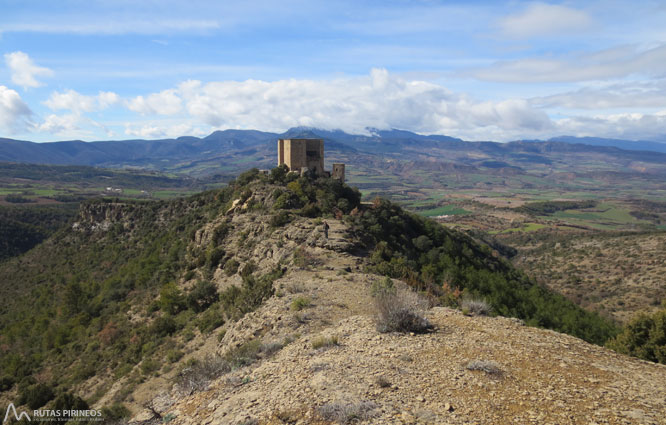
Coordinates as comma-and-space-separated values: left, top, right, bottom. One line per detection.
224, 258, 240, 276
141, 358, 161, 375
53, 392, 89, 413
291, 296, 311, 311
150, 316, 178, 337
607, 304, 666, 364
159, 282, 186, 315
197, 307, 225, 334
167, 349, 184, 363
101, 403, 131, 421
270, 211, 293, 227
370, 277, 395, 297
187, 280, 219, 312
0, 375, 14, 392
18, 383, 55, 409
206, 247, 225, 269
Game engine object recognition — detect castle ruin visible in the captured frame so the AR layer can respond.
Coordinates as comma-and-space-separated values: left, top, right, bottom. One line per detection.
277, 138, 345, 182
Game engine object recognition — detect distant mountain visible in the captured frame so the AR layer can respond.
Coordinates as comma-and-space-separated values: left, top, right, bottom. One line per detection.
546, 136, 666, 154
2, 128, 666, 177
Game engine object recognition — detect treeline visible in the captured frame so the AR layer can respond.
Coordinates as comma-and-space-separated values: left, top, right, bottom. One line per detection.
518, 200, 597, 215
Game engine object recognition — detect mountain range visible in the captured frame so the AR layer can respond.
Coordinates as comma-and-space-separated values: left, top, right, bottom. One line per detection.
1, 129, 665, 178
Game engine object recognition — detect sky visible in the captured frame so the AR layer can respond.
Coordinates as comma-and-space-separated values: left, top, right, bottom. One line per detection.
1, 0, 665, 143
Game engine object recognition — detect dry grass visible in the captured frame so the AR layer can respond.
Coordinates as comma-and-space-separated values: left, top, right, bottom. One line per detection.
466, 359, 503, 376
374, 288, 432, 333
316, 401, 379, 424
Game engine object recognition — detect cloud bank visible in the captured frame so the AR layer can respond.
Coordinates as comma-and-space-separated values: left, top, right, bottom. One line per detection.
120, 69, 551, 140
26, 69, 665, 142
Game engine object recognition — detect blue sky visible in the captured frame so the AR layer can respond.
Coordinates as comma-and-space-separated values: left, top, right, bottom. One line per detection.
1, 0, 665, 142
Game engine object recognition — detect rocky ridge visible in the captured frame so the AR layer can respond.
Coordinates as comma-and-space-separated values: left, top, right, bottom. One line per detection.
114, 184, 666, 425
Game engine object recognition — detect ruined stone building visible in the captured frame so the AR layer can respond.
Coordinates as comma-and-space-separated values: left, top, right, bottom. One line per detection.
277, 138, 345, 182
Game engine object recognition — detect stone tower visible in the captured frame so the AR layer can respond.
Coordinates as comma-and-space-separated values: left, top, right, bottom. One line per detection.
332, 163, 345, 183
277, 138, 325, 175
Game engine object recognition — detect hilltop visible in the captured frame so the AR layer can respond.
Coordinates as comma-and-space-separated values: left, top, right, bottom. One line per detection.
1, 168, 664, 424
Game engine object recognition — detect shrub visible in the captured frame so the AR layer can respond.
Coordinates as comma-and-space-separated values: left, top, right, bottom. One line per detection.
175, 339, 284, 394
176, 355, 231, 393
606, 304, 666, 364
159, 282, 186, 315
101, 403, 131, 421
223, 258, 240, 276
375, 376, 391, 388
187, 280, 219, 312
150, 315, 178, 337
374, 288, 432, 334
225, 340, 263, 368
311, 335, 339, 350
239, 261, 257, 278
370, 277, 395, 297
291, 296, 311, 311
466, 360, 503, 375
270, 211, 293, 227
53, 392, 89, 412
196, 307, 225, 334
461, 297, 492, 316
293, 246, 318, 269
18, 383, 55, 409
206, 247, 225, 269
270, 164, 289, 184
141, 358, 161, 375
316, 401, 378, 424
167, 350, 184, 363
0, 375, 15, 392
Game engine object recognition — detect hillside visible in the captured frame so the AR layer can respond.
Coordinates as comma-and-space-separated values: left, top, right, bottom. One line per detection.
2, 168, 664, 424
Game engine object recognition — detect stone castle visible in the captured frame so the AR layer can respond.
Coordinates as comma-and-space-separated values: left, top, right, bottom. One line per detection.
277, 138, 345, 182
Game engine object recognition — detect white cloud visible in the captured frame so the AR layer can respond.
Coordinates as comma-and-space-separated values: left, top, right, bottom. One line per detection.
4, 51, 53, 89
554, 111, 666, 141
98, 91, 120, 109
44, 89, 120, 113
0, 85, 33, 132
532, 79, 666, 109
127, 89, 182, 115
498, 2, 592, 38
124, 122, 205, 139
135, 68, 551, 140
468, 44, 666, 83
36, 114, 81, 134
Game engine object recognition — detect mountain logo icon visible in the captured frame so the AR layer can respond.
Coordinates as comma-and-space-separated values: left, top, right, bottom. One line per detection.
3, 403, 31, 423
